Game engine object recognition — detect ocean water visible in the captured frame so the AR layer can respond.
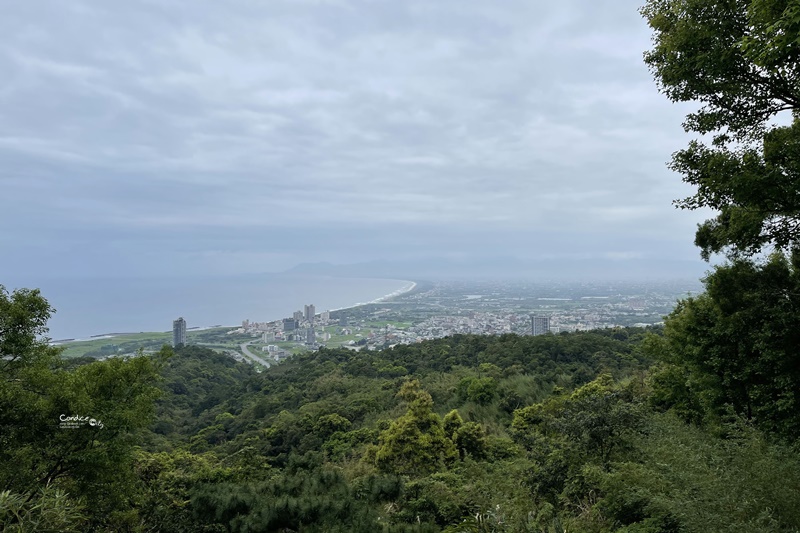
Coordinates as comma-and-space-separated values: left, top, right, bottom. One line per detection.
6, 275, 413, 341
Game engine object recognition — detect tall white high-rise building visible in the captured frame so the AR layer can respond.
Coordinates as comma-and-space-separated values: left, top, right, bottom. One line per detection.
531, 315, 550, 336
173, 317, 187, 347
304, 304, 316, 322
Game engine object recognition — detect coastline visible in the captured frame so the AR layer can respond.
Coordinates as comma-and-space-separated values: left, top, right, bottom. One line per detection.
329, 280, 416, 312
51, 278, 417, 345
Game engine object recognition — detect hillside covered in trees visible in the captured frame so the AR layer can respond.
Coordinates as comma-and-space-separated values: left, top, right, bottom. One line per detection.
2, 282, 800, 532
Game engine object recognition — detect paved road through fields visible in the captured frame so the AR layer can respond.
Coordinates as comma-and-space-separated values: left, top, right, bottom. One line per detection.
239, 342, 271, 367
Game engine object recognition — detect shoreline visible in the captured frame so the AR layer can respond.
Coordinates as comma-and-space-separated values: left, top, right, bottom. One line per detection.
51, 278, 417, 345
329, 280, 416, 312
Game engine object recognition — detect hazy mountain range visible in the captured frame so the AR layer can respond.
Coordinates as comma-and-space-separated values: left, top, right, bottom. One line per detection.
285, 256, 710, 281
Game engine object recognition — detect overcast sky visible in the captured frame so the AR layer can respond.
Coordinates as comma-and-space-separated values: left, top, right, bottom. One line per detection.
2, 0, 711, 281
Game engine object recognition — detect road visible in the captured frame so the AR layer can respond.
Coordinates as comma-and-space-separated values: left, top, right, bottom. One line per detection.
239, 342, 272, 367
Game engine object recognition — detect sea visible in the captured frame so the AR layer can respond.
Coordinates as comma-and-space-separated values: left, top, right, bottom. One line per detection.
6, 274, 414, 341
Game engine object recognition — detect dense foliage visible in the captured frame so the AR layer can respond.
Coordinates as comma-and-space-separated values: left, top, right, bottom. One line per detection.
642, 0, 800, 259
3, 284, 799, 532
634, 3, 800, 531
642, 0, 800, 445
0, 286, 166, 531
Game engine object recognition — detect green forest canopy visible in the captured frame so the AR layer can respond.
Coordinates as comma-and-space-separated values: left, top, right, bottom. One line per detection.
2, 283, 800, 531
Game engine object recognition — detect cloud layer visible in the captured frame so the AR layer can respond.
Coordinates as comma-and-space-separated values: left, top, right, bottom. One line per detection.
1, 0, 708, 279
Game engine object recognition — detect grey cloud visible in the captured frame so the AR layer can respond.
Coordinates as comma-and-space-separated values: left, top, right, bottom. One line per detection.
1, 0, 707, 279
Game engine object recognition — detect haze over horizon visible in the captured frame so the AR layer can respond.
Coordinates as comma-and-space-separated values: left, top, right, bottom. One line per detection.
3, 0, 712, 283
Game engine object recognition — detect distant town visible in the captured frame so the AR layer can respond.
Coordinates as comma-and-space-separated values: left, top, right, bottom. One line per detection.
186, 279, 702, 363
58, 279, 702, 363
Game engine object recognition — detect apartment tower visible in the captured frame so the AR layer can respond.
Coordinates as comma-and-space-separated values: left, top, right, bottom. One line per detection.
531, 315, 550, 336
172, 317, 187, 347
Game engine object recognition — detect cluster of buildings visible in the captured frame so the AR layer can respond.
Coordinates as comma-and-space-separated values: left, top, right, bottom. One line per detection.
332, 312, 556, 351
235, 304, 337, 347
410, 313, 514, 338
172, 281, 686, 359
388, 312, 554, 344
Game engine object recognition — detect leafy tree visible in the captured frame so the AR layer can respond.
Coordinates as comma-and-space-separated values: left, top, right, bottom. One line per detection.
441, 410, 488, 460
642, 0, 800, 259
456, 377, 498, 405
314, 413, 352, 438
134, 449, 237, 532
0, 486, 86, 533
600, 412, 800, 531
643, 0, 800, 444
395, 473, 465, 527
646, 363, 705, 424
374, 381, 457, 476
513, 374, 646, 469
0, 286, 165, 530
443, 409, 464, 439
453, 423, 488, 460
650, 253, 800, 437
0, 286, 60, 378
